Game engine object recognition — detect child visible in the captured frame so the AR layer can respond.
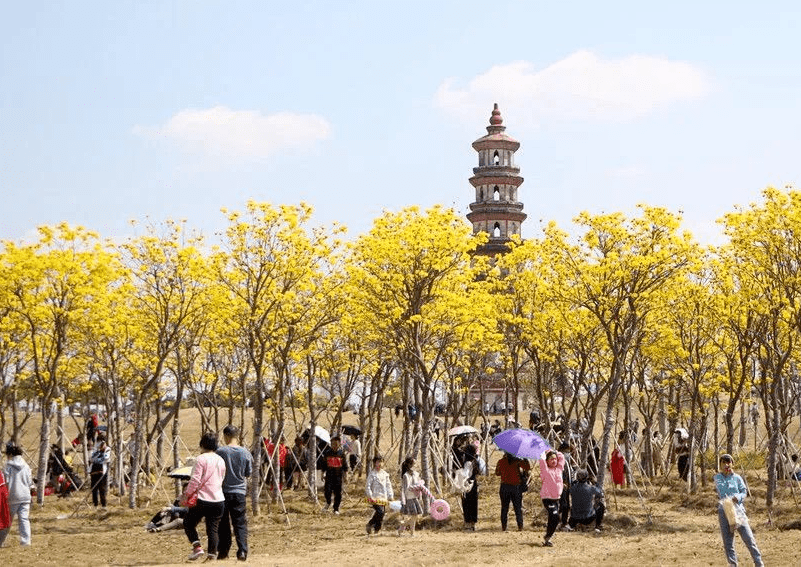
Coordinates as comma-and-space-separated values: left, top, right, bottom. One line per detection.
365, 455, 393, 536
398, 457, 423, 536
539, 449, 565, 547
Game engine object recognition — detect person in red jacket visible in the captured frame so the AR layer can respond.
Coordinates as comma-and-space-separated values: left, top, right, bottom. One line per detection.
495, 452, 530, 532
610, 431, 628, 488
0, 470, 11, 536
321, 436, 348, 514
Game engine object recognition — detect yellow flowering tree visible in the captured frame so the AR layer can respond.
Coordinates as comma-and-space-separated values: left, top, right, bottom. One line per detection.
346, 205, 487, 485
1, 224, 119, 504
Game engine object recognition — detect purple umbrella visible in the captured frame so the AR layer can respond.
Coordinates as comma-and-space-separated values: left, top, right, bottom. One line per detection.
493, 428, 552, 460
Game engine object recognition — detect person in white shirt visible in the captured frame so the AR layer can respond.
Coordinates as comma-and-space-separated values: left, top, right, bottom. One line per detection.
398, 457, 423, 536
365, 455, 394, 535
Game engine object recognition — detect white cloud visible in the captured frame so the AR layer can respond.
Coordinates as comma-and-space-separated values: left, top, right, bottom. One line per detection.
435, 50, 711, 124
133, 106, 331, 161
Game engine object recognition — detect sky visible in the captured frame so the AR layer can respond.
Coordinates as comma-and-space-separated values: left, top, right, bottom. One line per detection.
2, 1, 801, 246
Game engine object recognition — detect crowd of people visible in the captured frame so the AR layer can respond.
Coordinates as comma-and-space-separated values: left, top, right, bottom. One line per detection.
0, 416, 780, 566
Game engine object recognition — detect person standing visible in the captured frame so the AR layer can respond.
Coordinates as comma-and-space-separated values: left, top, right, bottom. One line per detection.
86, 412, 99, 447
365, 455, 393, 535
713, 454, 764, 566
0, 468, 10, 538
460, 443, 480, 531
289, 436, 307, 490
322, 435, 348, 514
398, 457, 423, 536
495, 452, 530, 532
673, 428, 690, 481
183, 432, 226, 561
346, 433, 362, 476
89, 434, 111, 511
539, 449, 565, 547
0, 442, 33, 547
216, 425, 252, 562
610, 432, 627, 488
558, 441, 574, 531
263, 436, 287, 490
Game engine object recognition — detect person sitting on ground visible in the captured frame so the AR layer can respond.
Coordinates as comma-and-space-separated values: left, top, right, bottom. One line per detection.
568, 468, 605, 532
146, 499, 188, 532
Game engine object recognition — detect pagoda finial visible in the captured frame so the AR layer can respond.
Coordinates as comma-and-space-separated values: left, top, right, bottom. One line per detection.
490, 103, 503, 126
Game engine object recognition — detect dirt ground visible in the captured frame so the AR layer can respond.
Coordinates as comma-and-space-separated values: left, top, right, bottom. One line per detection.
3, 408, 800, 565
1, 472, 799, 566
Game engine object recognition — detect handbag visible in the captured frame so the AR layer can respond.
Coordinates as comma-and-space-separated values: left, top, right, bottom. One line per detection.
180, 471, 207, 508
519, 468, 530, 492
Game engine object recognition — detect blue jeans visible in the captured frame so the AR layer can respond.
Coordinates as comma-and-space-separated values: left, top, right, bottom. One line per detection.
717, 505, 763, 566
0, 502, 31, 546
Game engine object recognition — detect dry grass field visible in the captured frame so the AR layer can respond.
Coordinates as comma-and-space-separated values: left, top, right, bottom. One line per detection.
2, 408, 800, 566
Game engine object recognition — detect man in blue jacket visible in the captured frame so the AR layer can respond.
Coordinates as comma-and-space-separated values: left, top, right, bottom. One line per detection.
216, 425, 252, 562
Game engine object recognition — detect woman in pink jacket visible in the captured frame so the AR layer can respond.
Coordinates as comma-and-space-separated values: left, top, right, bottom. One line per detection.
539, 449, 565, 547
183, 432, 226, 561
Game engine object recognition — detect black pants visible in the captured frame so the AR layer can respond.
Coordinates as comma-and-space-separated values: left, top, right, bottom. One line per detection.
499, 483, 524, 530
678, 454, 689, 481
542, 498, 560, 539
559, 487, 570, 525
367, 504, 385, 532
218, 492, 247, 559
324, 474, 343, 512
568, 502, 605, 529
91, 473, 107, 507
184, 500, 224, 556
462, 481, 478, 524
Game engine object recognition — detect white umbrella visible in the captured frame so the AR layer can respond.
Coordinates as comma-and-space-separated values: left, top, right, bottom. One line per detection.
448, 425, 478, 436
167, 465, 193, 479
306, 425, 331, 444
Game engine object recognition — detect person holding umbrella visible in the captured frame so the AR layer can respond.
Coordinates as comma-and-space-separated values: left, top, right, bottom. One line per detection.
539, 449, 565, 547
495, 452, 530, 531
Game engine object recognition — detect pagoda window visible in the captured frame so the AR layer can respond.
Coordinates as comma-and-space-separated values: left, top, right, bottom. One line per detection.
493, 223, 501, 237
493, 186, 500, 201
493, 151, 500, 165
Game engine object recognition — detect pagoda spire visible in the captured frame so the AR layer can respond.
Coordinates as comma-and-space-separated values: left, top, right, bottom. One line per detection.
466, 104, 526, 256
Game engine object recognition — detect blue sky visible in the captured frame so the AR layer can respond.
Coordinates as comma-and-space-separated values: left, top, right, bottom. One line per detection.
2, 1, 800, 245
